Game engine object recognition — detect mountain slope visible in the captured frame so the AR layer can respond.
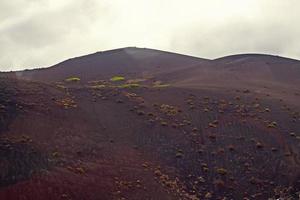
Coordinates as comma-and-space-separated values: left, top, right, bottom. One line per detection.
0, 48, 299, 200
173, 54, 300, 87
5, 47, 208, 82
4, 48, 300, 89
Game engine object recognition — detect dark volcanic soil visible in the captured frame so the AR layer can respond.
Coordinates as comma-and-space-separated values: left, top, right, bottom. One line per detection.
0, 47, 299, 200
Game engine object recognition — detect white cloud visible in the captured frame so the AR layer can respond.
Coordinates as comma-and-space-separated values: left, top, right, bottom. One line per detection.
0, 0, 300, 71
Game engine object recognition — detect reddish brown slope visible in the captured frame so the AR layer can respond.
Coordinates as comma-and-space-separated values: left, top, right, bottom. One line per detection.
170, 54, 300, 106
0, 78, 299, 199
174, 54, 300, 87
0, 48, 299, 199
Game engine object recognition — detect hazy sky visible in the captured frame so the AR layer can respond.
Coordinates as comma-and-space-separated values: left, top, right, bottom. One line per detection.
1, 0, 300, 71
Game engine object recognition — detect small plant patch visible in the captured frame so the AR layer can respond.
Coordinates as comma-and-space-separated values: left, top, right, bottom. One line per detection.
152, 81, 170, 88
56, 98, 77, 109
56, 84, 66, 90
88, 84, 106, 89
118, 83, 140, 88
159, 104, 180, 116
267, 121, 277, 128
110, 76, 125, 82
216, 168, 227, 175
126, 78, 146, 83
153, 84, 170, 88
65, 77, 80, 82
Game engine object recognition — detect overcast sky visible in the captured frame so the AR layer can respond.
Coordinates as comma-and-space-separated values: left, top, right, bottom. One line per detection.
1, 0, 300, 71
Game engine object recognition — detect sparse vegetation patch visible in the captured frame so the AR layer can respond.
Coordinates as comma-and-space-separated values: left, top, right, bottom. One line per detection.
152, 81, 170, 88
110, 76, 125, 82
65, 77, 81, 82
118, 83, 140, 88
153, 84, 170, 88
56, 98, 77, 109
88, 84, 106, 89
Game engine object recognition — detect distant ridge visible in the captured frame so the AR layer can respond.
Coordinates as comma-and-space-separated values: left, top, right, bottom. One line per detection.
214, 53, 300, 62
3, 47, 206, 82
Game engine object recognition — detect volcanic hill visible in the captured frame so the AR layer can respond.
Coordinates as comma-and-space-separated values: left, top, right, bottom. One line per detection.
0, 47, 299, 200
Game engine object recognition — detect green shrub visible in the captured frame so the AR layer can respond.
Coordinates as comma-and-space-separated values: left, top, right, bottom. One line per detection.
118, 83, 140, 88
110, 76, 125, 82
65, 77, 80, 82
